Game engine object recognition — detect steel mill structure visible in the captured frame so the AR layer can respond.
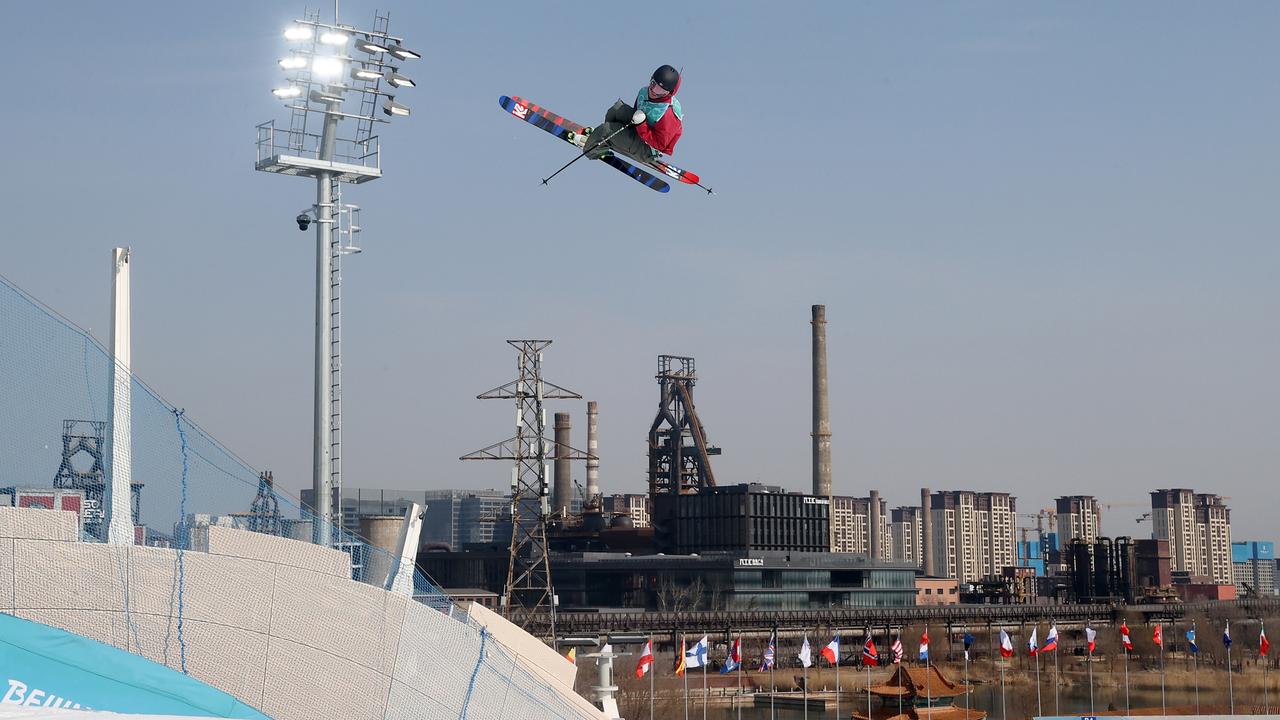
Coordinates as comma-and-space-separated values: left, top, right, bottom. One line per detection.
647, 354, 718, 496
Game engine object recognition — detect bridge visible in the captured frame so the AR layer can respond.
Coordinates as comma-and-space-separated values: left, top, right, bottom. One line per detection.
530, 598, 1280, 641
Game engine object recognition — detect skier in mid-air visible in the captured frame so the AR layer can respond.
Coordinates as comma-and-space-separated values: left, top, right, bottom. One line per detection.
580, 64, 683, 161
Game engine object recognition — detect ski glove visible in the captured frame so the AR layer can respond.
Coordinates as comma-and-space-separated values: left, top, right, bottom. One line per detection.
631, 110, 647, 125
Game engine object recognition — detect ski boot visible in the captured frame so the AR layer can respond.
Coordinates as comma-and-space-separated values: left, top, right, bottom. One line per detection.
566, 126, 591, 148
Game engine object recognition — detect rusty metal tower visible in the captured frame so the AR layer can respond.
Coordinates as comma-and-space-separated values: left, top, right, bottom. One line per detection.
647, 355, 718, 497
461, 340, 592, 633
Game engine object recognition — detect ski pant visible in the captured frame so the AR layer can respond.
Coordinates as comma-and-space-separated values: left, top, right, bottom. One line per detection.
584, 100, 656, 160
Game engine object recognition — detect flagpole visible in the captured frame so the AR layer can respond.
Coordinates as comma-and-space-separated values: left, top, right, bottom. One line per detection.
1000, 642, 1006, 720
1226, 620, 1234, 716
702, 642, 708, 720
1159, 624, 1166, 717
650, 633, 655, 720
964, 625, 970, 718
925, 624, 932, 711
835, 631, 841, 720
1193, 623, 1200, 714
1124, 640, 1130, 717
683, 634, 690, 720
736, 634, 743, 720
1086, 622, 1094, 716
1034, 645, 1042, 718
1052, 624, 1059, 716
770, 629, 776, 720
1265, 621, 1270, 716
897, 632, 903, 719
803, 646, 809, 720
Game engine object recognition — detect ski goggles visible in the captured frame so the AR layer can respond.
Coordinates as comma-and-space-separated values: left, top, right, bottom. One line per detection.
648, 79, 672, 97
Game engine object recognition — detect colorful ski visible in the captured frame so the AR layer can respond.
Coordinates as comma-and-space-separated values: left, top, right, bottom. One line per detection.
601, 153, 670, 193
499, 95, 586, 145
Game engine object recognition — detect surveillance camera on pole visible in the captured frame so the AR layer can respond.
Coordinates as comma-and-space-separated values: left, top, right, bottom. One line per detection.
255, 8, 418, 547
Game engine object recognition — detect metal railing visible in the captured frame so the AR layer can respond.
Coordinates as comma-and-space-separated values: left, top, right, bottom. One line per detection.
255, 120, 380, 169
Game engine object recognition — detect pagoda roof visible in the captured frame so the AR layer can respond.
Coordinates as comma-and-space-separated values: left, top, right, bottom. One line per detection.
868, 665, 973, 700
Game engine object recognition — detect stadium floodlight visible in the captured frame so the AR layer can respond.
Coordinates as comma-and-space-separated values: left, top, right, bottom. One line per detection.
388, 44, 421, 61
384, 71, 415, 89
382, 99, 410, 117
311, 56, 344, 78
257, 8, 418, 549
284, 25, 313, 41
355, 36, 390, 54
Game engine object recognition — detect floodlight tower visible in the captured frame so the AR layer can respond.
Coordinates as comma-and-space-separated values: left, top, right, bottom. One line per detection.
255, 7, 418, 546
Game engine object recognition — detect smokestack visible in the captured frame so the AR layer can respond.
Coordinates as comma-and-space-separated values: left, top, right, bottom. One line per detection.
811, 305, 832, 498
921, 487, 935, 576
553, 412, 572, 516
586, 401, 600, 502
869, 489, 881, 560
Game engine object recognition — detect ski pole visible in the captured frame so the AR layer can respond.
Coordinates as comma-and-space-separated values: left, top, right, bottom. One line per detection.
541, 112, 640, 186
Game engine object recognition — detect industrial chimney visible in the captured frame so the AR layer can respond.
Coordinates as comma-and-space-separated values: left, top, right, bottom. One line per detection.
811, 305, 832, 498
869, 489, 882, 560
921, 487, 935, 576
586, 401, 600, 503
553, 412, 572, 517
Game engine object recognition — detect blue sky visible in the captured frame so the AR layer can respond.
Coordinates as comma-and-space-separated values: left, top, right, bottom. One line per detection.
3, 2, 1277, 538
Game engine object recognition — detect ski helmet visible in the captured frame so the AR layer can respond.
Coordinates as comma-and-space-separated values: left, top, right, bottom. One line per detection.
651, 65, 680, 93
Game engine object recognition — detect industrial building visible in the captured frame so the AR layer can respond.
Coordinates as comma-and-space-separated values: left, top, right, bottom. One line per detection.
1066, 536, 1174, 603
420, 547, 919, 611
652, 483, 831, 555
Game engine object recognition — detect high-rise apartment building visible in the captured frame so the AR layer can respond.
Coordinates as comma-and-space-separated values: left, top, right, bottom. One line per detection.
602, 493, 650, 527
1055, 495, 1102, 544
1150, 489, 1233, 584
927, 491, 1017, 583
889, 506, 923, 567
831, 495, 890, 560
1232, 541, 1277, 595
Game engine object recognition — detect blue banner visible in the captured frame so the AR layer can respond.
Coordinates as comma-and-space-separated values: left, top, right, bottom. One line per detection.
0, 613, 269, 718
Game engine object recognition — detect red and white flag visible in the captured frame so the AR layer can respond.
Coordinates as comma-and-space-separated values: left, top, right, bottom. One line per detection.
822, 636, 841, 665
635, 639, 654, 678
1153, 624, 1163, 648
1085, 627, 1097, 654
891, 636, 904, 664
1262, 624, 1271, 657
999, 629, 1014, 658
1120, 622, 1133, 651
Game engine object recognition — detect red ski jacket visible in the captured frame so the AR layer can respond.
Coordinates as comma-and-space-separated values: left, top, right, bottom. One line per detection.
633, 79, 683, 155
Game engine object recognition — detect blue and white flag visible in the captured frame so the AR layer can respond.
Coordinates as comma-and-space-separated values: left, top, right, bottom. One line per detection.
1224, 622, 1233, 649
684, 635, 709, 669
1187, 627, 1198, 654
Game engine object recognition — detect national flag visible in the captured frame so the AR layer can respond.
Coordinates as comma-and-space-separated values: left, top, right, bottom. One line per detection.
798, 635, 813, 669
1261, 624, 1271, 657
1153, 624, 1163, 648
919, 630, 930, 662
1223, 622, 1232, 649
862, 637, 879, 667
760, 634, 776, 671
721, 636, 742, 675
963, 632, 975, 662
822, 635, 841, 665
999, 629, 1014, 658
1120, 622, 1133, 651
1085, 627, 1097, 654
685, 635, 709, 669
1028, 627, 1039, 656
675, 637, 687, 676
565, 648, 576, 665
1186, 627, 1198, 654
635, 639, 654, 678
1042, 625, 1059, 653
892, 636, 904, 664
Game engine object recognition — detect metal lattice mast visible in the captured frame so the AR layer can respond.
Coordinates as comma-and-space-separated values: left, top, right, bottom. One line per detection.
461, 340, 593, 635
248, 471, 283, 535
